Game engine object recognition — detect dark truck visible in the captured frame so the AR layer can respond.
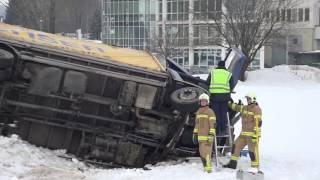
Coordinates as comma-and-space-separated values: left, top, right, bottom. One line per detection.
0, 23, 247, 167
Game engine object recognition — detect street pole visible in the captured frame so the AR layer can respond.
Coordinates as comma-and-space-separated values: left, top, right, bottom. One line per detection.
39, 18, 43, 31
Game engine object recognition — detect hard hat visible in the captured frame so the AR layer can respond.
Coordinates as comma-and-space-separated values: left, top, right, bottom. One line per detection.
199, 93, 210, 102
245, 92, 257, 101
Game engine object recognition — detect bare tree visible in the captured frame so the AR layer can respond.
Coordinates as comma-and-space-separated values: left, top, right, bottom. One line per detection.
4, 0, 100, 34
90, 8, 102, 40
155, 25, 189, 61
4, 0, 56, 33
48, 0, 56, 33
157, 29, 178, 59
211, 0, 299, 80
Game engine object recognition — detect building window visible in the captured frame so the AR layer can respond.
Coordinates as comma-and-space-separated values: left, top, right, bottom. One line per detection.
194, 0, 222, 20
298, 8, 303, 22
102, 0, 157, 50
319, 8, 320, 25
193, 49, 221, 69
276, 10, 280, 22
165, 24, 189, 46
286, 9, 291, 22
291, 9, 297, 22
169, 49, 189, 68
316, 40, 320, 50
292, 38, 298, 45
281, 9, 286, 21
305, 8, 310, 21
167, 0, 189, 21
193, 25, 220, 46
250, 50, 260, 70
159, 1, 162, 21
194, 53, 199, 65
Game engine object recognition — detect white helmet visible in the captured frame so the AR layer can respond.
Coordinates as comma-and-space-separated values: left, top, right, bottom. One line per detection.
199, 93, 210, 102
245, 92, 257, 102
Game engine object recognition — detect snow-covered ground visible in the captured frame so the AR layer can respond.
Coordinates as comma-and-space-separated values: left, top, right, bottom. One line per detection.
0, 65, 320, 180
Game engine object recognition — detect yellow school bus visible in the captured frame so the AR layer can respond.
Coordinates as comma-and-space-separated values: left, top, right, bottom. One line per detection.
0, 23, 210, 168
0, 23, 164, 72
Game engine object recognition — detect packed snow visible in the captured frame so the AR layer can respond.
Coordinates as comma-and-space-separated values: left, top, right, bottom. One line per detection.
0, 65, 320, 180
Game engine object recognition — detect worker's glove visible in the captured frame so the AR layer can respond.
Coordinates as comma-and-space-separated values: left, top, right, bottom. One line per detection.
207, 135, 214, 144
192, 134, 198, 144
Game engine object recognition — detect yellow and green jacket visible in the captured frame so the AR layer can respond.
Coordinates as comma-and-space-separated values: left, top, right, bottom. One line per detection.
193, 106, 216, 141
229, 102, 262, 138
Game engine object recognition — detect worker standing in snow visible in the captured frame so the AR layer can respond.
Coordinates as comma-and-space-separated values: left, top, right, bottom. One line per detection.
206, 61, 234, 151
193, 93, 216, 173
223, 92, 262, 173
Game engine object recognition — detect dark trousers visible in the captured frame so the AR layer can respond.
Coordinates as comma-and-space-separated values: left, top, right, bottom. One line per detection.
211, 101, 229, 150
212, 101, 228, 134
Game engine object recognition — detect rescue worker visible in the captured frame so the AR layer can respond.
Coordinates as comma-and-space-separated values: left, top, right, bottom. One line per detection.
223, 92, 262, 173
206, 61, 234, 151
193, 93, 216, 173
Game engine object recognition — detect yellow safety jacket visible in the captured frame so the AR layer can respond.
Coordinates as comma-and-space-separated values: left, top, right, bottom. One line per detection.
209, 69, 232, 94
193, 106, 216, 141
229, 102, 262, 142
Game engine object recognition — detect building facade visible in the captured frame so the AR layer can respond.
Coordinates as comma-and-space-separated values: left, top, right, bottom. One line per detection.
265, 0, 319, 67
102, 0, 157, 50
102, 0, 263, 73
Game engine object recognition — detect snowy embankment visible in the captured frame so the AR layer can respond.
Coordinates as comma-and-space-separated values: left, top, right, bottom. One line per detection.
0, 65, 320, 180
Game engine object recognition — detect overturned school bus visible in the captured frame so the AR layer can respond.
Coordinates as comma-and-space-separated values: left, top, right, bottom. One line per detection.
0, 23, 247, 167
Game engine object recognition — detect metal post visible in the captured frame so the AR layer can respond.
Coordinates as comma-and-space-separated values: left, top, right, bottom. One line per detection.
214, 134, 219, 168
226, 112, 233, 152
39, 18, 43, 31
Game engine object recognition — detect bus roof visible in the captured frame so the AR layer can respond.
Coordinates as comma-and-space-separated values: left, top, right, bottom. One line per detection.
0, 23, 165, 72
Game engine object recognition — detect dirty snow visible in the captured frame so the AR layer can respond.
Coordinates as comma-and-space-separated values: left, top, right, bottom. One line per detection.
0, 135, 88, 180
0, 65, 320, 180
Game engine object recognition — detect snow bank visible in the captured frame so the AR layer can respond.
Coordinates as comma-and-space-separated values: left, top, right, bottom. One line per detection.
195, 65, 320, 84
0, 65, 320, 180
273, 65, 320, 83
244, 65, 320, 87
0, 135, 87, 180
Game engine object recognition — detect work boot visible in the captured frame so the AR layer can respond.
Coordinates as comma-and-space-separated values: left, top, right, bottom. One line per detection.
204, 155, 212, 173
223, 160, 237, 169
201, 157, 206, 167
205, 168, 212, 173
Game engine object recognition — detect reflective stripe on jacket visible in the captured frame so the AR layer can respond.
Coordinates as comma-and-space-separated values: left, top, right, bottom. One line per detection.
193, 106, 216, 140
229, 102, 262, 138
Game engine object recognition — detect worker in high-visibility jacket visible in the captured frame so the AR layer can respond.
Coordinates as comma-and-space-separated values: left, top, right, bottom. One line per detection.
223, 92, 262, 173
193, 93, 216, 173
206, 61, 234, 151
